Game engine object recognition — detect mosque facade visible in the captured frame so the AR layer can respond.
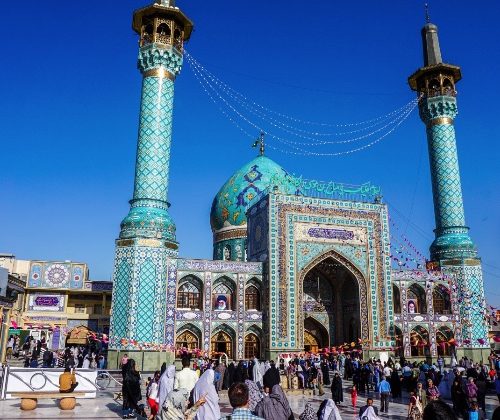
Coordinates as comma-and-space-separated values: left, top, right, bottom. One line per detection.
107, 0, 489, 370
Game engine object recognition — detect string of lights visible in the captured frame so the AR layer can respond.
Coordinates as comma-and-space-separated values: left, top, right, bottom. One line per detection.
186, 53, 418, 142
189, 55, 419, 157
186, 51, 416, 129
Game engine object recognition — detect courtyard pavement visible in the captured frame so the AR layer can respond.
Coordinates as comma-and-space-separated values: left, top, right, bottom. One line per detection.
0, 379, 498, 419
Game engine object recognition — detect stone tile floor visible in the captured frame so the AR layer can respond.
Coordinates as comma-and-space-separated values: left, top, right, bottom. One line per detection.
0, 381, 498, 419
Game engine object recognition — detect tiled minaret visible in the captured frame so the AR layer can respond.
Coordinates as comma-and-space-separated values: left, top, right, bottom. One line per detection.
109, 0, 193, 367
409, 20, 489, 358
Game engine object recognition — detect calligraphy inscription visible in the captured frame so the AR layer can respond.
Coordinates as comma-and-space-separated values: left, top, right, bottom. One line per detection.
307, 228, 354, 240
34, 296, 59, 306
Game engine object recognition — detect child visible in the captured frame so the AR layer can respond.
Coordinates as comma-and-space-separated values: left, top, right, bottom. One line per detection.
351, 385, 358, 408
467, 401, 484, 420
146, 371, 160, 420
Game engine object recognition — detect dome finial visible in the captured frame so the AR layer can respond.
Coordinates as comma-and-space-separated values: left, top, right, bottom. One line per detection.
252, 131, 266, 156
425, 2, 430, 24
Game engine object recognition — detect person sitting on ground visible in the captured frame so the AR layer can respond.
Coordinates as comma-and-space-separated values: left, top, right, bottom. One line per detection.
59, 367, 78, 393
225, 382, 264, 420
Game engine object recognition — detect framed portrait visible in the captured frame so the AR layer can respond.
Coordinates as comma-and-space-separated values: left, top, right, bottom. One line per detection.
407, 299, 417, 314
213, 294, 231, 311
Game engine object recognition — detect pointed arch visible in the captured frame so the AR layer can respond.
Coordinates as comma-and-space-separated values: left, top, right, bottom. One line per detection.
433, 284, 451, 314
177, 275, 203, 310
176, 323, 202, 351
244, 333, 260, 359
393, 325, 403, 357
213, 276, 236, 310
304, 316, 329, 352
393, 283, 401, 314
408, 283, 427, 314
410, 325, 430, 357
436, 325, 454, 356
211, 323, 236, 359
299, 249, 369, 346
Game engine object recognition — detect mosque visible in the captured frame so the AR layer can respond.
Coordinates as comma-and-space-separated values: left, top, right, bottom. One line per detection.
107, 0, 489, 370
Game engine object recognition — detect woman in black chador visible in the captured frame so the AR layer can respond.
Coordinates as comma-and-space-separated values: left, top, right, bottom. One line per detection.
321, 359, 330, 386
331, 372, 344, 405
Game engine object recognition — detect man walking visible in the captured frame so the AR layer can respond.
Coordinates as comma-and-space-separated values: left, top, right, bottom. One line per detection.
378, 375, 391, 413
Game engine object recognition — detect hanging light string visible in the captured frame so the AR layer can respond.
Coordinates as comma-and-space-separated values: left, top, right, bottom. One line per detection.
189, 56, 419, 156
187, 52, 420, 156
186, 52, 418, 141
185, 51, 417, 130
189, 53, 416, 146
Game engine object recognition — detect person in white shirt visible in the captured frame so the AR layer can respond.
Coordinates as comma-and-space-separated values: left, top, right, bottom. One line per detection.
383, 364, 392, 378
147, 371, 160, 420
174, 357, 199, 393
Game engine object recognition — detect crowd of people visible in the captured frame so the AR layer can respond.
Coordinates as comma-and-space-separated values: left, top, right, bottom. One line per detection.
117, 351, 500, 420
6, 334, 107, 370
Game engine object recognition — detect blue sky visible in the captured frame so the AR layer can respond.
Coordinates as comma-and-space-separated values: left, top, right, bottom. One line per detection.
1, 1, 499, 305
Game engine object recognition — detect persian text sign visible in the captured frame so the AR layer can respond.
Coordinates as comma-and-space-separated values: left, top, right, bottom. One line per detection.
28, 294, 65, 312
295, 222, 366, 245
307, 228, 354, 241
34, 296, 59, 307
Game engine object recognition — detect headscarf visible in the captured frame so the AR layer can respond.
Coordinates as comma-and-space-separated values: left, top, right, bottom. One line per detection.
263, 362, 281, 389
253, 357, 263, 385
161, 388, 190, 420
245, 379, 263, 411
318, 399, 342, 420
359, 405, 379, 420
255, 385, 292, 420
299, 402, 316, 420
260, 362, 266, 376
159, 365, 176, 408
192, 369, 220, 420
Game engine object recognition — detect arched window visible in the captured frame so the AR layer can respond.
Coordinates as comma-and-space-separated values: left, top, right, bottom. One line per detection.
213, 277, 235, 310
177, 276, 202, 310
156, 22, 171, 44
173, 27, 183, 51
394, 326, 403, 358
433, 285, 451, 314
245, 285, 260, 311
244, 333, 260, 359
407, 283, 427, 314
428, 78, 441, 97
176, 330, 199, 350
442, 78, 455, 96
436, 326, 454, 356
211, 329, 233, 359
410, 326, 430, 357
393, 284, 401, 314
141, 22, 153, 46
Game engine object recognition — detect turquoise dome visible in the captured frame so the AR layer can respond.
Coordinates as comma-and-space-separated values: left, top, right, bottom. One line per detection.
210, 155, 290, 232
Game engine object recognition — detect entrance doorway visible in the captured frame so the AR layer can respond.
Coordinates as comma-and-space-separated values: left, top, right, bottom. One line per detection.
302, 256, 362, 351
211, 330, 233, 359
304, 317, 329, 352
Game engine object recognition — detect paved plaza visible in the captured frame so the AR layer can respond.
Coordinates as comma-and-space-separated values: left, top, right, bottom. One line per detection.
0, 378, 498, 419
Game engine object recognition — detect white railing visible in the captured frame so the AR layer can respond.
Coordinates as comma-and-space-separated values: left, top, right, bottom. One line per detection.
0, 366, 98, 399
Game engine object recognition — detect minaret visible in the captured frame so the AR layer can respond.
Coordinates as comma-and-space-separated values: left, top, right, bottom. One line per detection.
108, 0, 193, 368
409, 19, 489, 358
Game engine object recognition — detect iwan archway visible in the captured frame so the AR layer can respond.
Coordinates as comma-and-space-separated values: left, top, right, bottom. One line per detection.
299, 250, 369, 351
